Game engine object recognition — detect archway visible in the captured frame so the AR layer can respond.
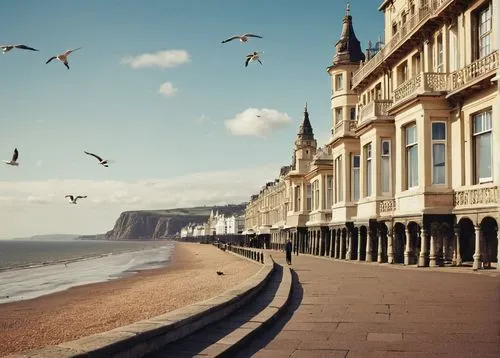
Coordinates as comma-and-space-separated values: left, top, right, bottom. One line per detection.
378, 223, 388, 262
480, 217, 498, 269
350, 226, 359, 260
407, 221, 420, 265
393, 222, 405, 264
358, 226, 367, 261
458, 218, 475, 264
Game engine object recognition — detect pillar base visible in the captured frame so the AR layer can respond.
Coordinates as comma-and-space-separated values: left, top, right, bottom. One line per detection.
418, 254, 429, 267
387, 254, 394, 264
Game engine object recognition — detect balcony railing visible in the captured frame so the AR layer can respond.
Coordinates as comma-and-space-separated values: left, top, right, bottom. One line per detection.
331, 120, 356, 141
352, 0, 454, 88
449, 50, 499, 93
392, 72, 449, 107
379, 199, 396, 215
358, 99, 393, 126
454, 185, 498, 208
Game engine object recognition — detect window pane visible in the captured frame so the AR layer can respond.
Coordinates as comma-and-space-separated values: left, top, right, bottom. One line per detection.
350, 107, 356, 121
432, 143, 445, 184
432, 123, 446, 140
353, 169, 360, 201
353, 155, 360, 168
366, 160, 372, 196
475, 132, 492, 182
381, 157, 390, 192
407, 145, 418, 187
406, 125, 416, 145
382, 141, 390, 155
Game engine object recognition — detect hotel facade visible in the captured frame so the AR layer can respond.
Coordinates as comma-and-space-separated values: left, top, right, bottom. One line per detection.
244, 0, 499, 270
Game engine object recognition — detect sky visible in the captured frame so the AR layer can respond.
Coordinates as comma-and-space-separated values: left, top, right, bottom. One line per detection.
0, 0, 383, 239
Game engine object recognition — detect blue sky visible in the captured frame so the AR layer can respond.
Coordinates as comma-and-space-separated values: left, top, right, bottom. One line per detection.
0, 0, 383, 238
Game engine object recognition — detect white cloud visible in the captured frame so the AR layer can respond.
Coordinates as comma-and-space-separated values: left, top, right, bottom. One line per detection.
159, 82, 178, 97
122, 49, 191, 69
224, 108, 292, 138
0, 165, 280, 239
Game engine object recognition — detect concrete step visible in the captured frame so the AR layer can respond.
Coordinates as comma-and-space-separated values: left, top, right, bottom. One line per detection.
146, 261, 292, 357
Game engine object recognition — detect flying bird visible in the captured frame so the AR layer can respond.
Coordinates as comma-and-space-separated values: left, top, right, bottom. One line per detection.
245, 51, 263, 67
221, 34, 263, 44
3, 148, 19, 166
46, 47, 82, 70
1, 44, 38, 53
84, 151, 111, 167
65, 195, 87, 204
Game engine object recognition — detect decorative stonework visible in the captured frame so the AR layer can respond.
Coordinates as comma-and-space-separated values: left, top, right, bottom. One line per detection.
393, 72, 449, 105
450, 50, 499, 92
358, 99, 393, 125
379, 199, 396, 214
454, 186, 498, 207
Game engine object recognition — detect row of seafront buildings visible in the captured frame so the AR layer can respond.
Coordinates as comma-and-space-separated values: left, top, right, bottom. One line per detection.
180, 209, 245, 238
244, 0, 499, 270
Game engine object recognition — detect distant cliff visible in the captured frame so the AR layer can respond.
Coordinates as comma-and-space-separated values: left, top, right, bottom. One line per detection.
104, 204, 246, 240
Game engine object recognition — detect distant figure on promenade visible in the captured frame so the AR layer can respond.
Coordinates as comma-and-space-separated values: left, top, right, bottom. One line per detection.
285, 239, 292, 265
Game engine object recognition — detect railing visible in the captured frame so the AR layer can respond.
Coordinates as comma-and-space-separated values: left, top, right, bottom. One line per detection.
332, 120, 355, 139
392, 72, 449, 106
216, 242, 265, 263
454, 185, 498, 207
352, 0, 454, 88
358, 99, 393, 125
449, 50, 499, 93
379, 199, 396, 214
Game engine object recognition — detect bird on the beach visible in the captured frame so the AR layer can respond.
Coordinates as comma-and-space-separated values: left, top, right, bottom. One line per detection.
245, 51, 263, 67
221, 33, 263, 44
216, 271, 224, 276
1, 44, 38, 54
65, 195, 87, 204
45, 47, 82, 70
84, 151, 111, 167
3, 148, 19, 166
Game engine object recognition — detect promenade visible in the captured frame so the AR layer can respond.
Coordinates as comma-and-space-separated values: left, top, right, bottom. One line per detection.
236, 252, 499, 358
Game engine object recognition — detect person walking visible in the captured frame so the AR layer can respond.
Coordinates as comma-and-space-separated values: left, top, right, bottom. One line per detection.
285, 239, 292, 265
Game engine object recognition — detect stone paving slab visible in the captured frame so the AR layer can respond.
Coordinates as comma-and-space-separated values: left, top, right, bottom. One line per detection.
235, 251, 500, 358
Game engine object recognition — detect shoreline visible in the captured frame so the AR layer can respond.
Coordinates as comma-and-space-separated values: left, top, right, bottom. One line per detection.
0, 242, 261, 357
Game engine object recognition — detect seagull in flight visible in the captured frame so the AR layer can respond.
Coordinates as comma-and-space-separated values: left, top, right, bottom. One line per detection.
3, 148, 19, 166
222, 34, 262, 44
1, 44, 38, 54
46, 47, 82, 70
65, 195, 87, 204
84, 151, 111, 167
245, 52, 263, 67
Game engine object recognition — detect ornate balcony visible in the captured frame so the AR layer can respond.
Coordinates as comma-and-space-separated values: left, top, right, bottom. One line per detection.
391, 72, 449, 109
352, 0, 455, 89
448, 50, 499, 97
379, 199, 396, 216
454, 185, 498, 209
330, 119, 356, 143
358, 99, 393, 127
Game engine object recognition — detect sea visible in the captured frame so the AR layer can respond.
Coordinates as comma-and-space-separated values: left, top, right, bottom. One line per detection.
0, 239, 175, 304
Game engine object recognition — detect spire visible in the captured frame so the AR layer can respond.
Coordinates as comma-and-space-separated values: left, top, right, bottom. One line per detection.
297, 103, 314, 139
332, 1, 365, 65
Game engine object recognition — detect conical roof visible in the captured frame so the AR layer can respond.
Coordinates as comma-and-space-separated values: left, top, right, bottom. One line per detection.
332, 2, 365, 65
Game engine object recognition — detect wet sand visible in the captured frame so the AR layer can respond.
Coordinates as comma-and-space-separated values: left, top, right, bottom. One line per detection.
0, 242, 261, 356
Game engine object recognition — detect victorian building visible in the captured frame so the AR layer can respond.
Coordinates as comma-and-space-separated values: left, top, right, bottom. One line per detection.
244, 0, 499, 271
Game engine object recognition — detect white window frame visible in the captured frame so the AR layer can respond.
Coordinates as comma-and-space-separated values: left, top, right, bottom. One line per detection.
406, 124, 419, 189
381, 139, 392, 194
351, 154, 360, 201
294, 185, 301, 212
313, 180, 320, 210
326, 175, 333, 208
306, 183, 312, 211
335, 73, 344, 91
435, 33, 443, 73
365, 143, 373, 197
472, 110, 493, 184
431, 122, 447, 185
335, 107, 343, 124
477, 5, 492, 59
335, 155, 343, 203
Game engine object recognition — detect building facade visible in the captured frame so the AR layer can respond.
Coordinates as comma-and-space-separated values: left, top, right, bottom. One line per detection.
244, 0, 499, 270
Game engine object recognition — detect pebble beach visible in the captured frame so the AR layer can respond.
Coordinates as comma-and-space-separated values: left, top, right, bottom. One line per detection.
0, 242, 261, 356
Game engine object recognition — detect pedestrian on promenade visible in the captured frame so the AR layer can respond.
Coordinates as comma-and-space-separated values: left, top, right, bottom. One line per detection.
285, 239, 292, 265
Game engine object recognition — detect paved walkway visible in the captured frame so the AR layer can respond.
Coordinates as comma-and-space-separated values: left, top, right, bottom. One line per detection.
236, 252, 500, 358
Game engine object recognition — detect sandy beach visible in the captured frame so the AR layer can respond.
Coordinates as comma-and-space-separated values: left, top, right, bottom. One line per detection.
0, 242, 261, 357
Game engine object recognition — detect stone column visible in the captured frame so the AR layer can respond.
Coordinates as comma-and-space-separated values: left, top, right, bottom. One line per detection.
429, 232, 437, 267
346, 229, 353, 260
473, 225, 481, 270
404, 227, 411, 265
387, 227, 394, 264
443, 235, 449, 264
377, 229, 383, 263
329, 229, 334, 257
357, 229, 362, 261
319, 230, 323, 256
418, 229, 429, 267
365, 230, 373, 262
339, 231, 345, 259
454, 226, 462, 266
334, 230, 338, 259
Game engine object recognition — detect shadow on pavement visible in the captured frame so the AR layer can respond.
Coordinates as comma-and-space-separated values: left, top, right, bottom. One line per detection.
235, 269, 304, 357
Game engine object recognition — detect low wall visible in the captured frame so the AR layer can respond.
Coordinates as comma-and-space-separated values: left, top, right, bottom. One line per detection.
215, 243, 265, 263
6, 251, 274, 358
